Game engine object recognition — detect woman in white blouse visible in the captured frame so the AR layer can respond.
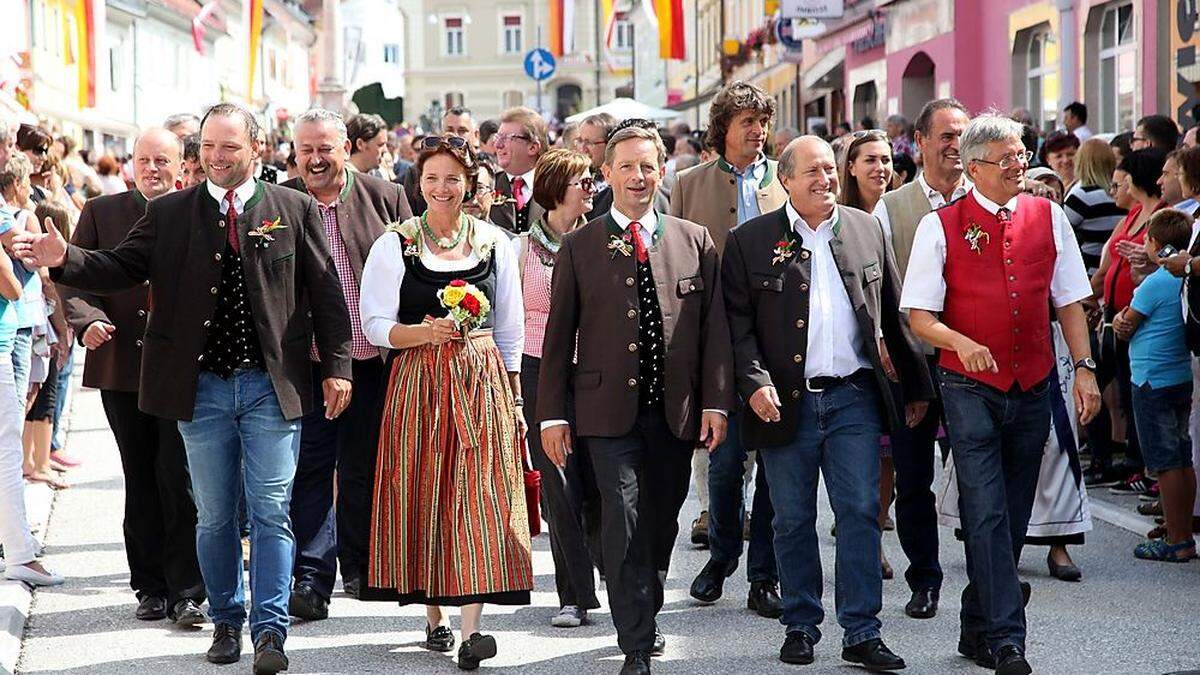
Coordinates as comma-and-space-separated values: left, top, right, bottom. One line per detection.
358, 137, 531, 672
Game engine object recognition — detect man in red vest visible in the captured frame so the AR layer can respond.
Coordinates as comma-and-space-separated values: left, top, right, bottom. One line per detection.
900, 114, 1100, 675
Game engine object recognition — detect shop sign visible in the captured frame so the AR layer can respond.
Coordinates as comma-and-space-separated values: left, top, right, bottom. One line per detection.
782, 0, 844, 19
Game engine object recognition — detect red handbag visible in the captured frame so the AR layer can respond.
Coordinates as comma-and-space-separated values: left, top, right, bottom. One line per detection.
521, 436, 542, 536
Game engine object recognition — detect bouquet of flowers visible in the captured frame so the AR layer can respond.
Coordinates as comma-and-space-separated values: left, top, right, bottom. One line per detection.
437, 279, 491, 335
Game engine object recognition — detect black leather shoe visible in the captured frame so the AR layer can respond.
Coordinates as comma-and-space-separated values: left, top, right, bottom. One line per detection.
252, 630, 288, 674
651, 630, 665, 656
994, 645, 1032, 675
779, 631, 815, 665
689, 557, 737, 603
620, 651, 651, 674
457, 632, 497, 671
206, 623, 242, 665
287, 584, 329, 621
136, 595, 167, 621
423, 624, 456, 652
171, 598, 206, 627
747, 581, 783, 618
904, 588, 938, 619
1047, 554, 1082, 582
957, 631, 994, 668
342, 577, 362, 598
842, 638, 906, 671
1021, 581, 1031, 607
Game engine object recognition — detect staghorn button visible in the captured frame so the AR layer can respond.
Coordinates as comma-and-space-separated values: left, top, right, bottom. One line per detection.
203, 320, 212, 328
762, 280, 770, 287
800, 250, 811, 260
218, 220, 226, 229
137, 309, 146, 317
210, 286, 219, 295
135, 339, 143, 348
215, 252, 222, 262
627, 378, 638, 388
627, 309, 637, 319
625, 277, 635, 287
795, 319, 805, 328
793, 354, 803, 363
800, 283, 809, 292
628, 343, 638, 352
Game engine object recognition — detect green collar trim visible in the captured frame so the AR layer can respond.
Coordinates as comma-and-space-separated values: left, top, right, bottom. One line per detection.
243, 180, 266, 211
339, 167, 355, 201
131, 189, 148, 210
606, 211, 663, 244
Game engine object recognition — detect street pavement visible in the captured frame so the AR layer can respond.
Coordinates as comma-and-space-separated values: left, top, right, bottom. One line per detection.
11, 381, 1200, 674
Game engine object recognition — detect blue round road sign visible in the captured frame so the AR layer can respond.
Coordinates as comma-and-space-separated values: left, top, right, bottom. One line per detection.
524, 48, 556, 82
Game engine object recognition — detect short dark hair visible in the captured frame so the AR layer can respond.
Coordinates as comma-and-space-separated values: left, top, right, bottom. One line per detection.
1118, 147, 1169, 199
1176, 146, 1200, 195
182, 133, 201, 162
860, 116, 876, 130
200, 103, 260, 144
444, 106, 473, 119
1039, 130, 1080, 165
705, 81, 776, 157
1137, 115, 1180, 150
1110, 131, 1133, 158
346, 113, 388, 154
479, 119, 500, 144
892, 152, 917, 184
1063, 101, 1087, 124
1147, 208, 1193, 250
914, 98, 969, 138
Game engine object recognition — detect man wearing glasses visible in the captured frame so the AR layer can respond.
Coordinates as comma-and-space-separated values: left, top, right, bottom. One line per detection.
900, 115, 1100, 675
491, 107, 548, 234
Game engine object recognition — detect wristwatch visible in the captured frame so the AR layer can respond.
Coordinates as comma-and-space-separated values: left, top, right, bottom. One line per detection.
1073, 357, 1097, 373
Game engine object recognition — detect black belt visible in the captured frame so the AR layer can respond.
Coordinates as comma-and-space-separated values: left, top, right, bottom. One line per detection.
805, 368, 872, 393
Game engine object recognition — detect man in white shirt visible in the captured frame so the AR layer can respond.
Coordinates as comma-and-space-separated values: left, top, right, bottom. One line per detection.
1062, 102, 1092, 142
901, 114, 1100, 675
722, 136, 932, 671
491, 106, 548, 234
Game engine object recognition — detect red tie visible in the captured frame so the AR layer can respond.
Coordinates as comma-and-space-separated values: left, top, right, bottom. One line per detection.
511, 176, 527, 211
224, 190, 240, 254
629, 221, 649, 264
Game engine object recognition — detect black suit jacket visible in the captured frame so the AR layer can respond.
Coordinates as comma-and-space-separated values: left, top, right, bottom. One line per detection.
52, 180, 353, 421
721, 204, 933, 448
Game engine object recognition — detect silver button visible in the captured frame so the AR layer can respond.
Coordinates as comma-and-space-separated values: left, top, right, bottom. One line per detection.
800, 283, 809, 291
793, 354, 803, 363
627, 309, 637, 319
218, 220, 226, 228
135, 339, 143, 348
791, 390, 801, 399
628, 343, 637, 352
203, 320, 212, 328
795, 319, 805, 328
627, 378, 638, 387
800, 250, 810, 260
137, 309, 146, 317
197, 354, 205, 362
210, 287, 218, 295
625, 277, 635, 287
762, 280, 769, 287
215, 253, 222, 262
143, 280, 150, 287
689, 284, 696, 292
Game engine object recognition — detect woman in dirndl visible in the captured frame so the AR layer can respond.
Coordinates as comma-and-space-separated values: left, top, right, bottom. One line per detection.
359, 136, 532, 671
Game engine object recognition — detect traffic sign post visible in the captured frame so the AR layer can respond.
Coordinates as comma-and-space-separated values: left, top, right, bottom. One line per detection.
525, 29, 556, 116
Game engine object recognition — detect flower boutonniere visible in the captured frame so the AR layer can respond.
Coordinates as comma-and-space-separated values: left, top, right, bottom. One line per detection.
963, 221, 990, 254
491, 190, 515, 207
386, 218, 422, 258
248, 217, 287, 248
772, 235, 796, 265
607, 232, 633, 259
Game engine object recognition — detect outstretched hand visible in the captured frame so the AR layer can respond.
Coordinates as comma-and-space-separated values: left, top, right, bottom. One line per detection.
11, 217, 68, 269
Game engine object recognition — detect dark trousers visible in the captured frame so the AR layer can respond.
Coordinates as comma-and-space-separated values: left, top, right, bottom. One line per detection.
101, 390, 205, 608
706, 409, 777, 583
1088, 328, 1143, 470
521, 355, 602, 610
938, 368, 1051, 653
887, 357, 944, 593
586, 408, 693, 654
290, 359, 385, 599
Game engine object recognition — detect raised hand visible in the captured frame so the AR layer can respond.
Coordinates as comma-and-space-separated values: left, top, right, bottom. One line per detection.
11, 217, 68, 269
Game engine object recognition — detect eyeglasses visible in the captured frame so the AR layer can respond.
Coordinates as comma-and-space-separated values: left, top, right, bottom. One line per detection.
421, 135, 468, 151
573, 137, 607, 148
607, 118, 658, 142
568, 176, 596, 193
973, 150, 1033, 170
493, 132, 533, 147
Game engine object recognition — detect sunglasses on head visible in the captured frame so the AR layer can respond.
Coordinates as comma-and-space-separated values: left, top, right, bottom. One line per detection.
851, 129, 888, 140
420, 135, 469, 151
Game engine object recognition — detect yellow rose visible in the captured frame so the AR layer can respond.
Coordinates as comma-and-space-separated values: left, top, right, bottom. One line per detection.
442, 286, 467, 308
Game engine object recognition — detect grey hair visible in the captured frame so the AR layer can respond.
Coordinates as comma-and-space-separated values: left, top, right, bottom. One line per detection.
163, 113, 201, 132
0, 153, 33, 195
295, 108, 348, 143
960, 114, 1025, 166
778, 136, 833, 178
603, 126, 667, 167
200, 103, 261, 144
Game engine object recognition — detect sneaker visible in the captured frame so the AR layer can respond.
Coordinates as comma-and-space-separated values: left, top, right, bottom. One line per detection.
1109, 473, 1153, 495
1138, 481, 1160, 502
1083, 464, 1121, 487
1137, 500, 1163, 517
550, 605, 587, 628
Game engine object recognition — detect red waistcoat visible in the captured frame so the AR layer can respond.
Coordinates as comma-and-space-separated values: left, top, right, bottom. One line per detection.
937, 192, 1056, 391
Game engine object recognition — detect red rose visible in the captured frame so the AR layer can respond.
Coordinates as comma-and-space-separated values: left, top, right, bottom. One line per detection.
449, 279, 467, 288
776, 239, 789, 248
460, 293, 481, 315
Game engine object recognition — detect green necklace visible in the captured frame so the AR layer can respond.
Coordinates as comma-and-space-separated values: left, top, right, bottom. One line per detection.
420, 212, 469, 250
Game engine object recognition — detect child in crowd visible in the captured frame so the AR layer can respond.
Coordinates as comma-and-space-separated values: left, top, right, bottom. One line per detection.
1114, 208, 1197, 562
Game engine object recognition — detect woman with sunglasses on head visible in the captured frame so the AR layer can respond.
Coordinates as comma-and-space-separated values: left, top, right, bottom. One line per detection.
16, 125, 54, 204
837, 129, 899, 580
358, 135, 533, 671
516, 148, 601, 629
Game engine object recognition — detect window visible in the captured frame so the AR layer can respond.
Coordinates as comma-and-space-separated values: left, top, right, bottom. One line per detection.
1097, 2, 1136, 133
444, 17, 465, 56
1025, 28, 1058, 131
108, 45, 121, 92
383, 43, 400, 64
613, 12, 633, 51
502, 15, 522, 54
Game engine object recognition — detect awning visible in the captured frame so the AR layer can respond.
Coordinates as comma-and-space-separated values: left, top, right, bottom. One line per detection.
565, 98, 681, 123
803, 48, 845, 91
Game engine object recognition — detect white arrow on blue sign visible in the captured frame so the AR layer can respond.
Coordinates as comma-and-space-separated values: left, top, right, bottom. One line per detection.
524, 48, 557, 82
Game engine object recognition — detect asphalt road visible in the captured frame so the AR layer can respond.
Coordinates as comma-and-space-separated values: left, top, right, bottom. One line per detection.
13, 384, 1200, 674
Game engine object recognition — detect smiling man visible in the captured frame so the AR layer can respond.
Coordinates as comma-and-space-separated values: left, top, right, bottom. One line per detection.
61, 127, 207, 629
491, 106, 548, 233
14, 102, 353, 675
280, 108, 411, 616
537, 122, 732, 675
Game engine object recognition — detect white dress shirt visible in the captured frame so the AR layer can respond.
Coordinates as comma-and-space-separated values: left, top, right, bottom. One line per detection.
786, 202, 872, 378
899, 189, 1092, 312
359, 220, 525, 372
872, 173, 972, 249
206, 177, 256, 215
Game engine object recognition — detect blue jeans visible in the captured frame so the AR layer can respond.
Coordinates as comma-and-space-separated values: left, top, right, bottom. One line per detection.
1132, 381, 1194, 472
938, 368, 1050, 654
707, 409, 776, 582
759, 373, 883, 647
177, 369, 300, 640
11, 328, 32, 403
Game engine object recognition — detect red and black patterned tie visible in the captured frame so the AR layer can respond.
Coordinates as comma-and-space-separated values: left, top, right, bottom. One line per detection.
628, 221, 649, 263
224, 190, 240, 254
511, 176, 527, 212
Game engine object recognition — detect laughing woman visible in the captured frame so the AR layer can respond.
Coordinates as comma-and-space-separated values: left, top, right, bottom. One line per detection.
359, 136, 532, 671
